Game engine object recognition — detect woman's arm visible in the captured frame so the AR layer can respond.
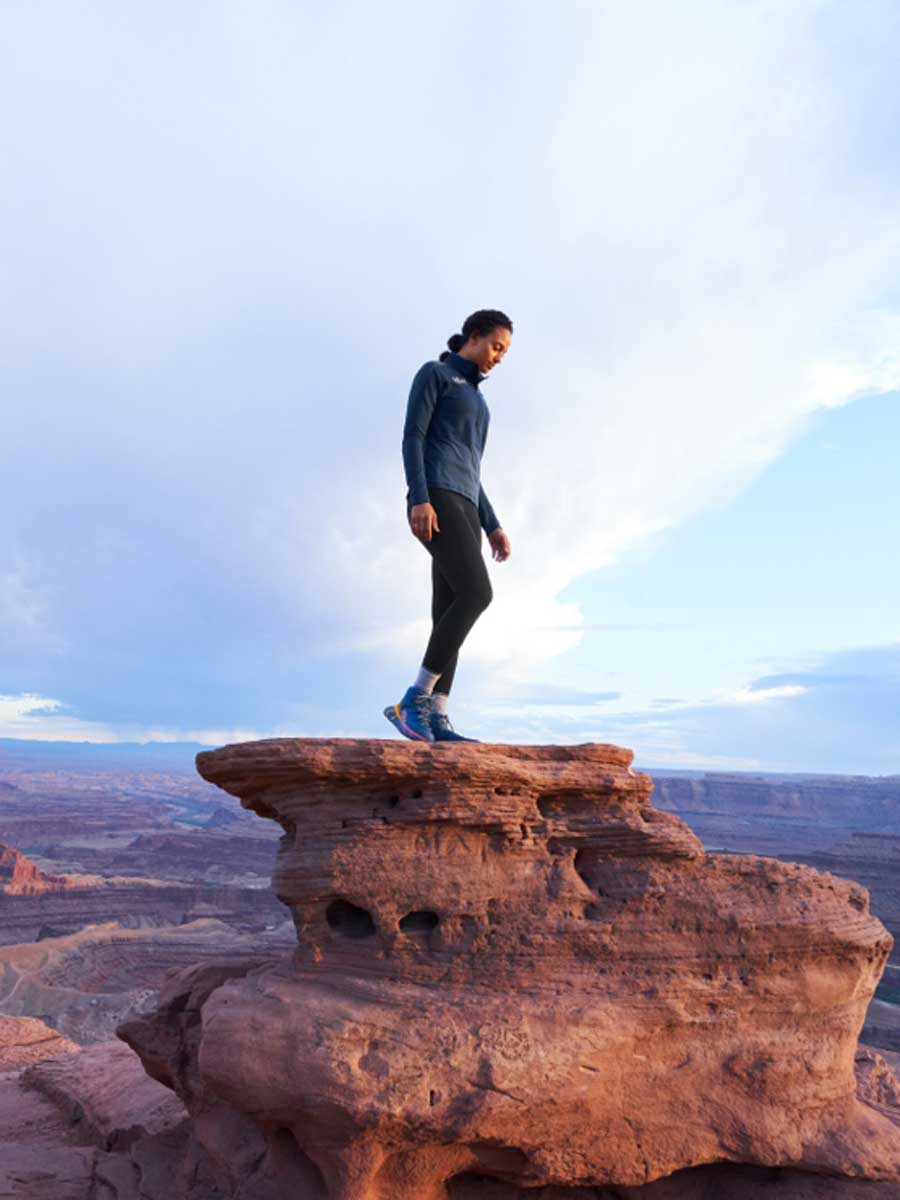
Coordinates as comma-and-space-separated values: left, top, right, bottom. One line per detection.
477, 408, 501, 535
478, 483, 501, 536
402, 362, 442, 506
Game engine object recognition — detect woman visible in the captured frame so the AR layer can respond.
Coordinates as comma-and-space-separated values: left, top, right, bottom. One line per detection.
383, 309, 513, 744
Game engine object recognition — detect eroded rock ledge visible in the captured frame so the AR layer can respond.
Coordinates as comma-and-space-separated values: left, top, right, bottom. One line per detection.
119, 738, 900, 1200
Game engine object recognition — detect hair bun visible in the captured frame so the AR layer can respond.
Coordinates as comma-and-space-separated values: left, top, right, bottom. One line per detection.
447, 332, 465, 352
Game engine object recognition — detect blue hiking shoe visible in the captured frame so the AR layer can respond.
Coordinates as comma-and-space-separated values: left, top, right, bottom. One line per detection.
383, 685, 434, 743
430, 712, 480, 742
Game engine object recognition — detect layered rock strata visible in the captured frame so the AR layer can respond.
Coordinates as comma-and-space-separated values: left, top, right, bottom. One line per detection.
120, 739, 900, 1199
0, 861, 284, 946
0, 916, 294, 1044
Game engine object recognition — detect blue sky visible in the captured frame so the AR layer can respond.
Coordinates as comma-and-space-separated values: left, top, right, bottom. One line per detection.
1, 2, 898, 772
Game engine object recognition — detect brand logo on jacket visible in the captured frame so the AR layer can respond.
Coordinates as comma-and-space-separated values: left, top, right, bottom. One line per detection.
450, 375, 467, 385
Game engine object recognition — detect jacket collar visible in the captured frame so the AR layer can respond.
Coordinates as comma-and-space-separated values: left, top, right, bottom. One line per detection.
446, 350, 488, 385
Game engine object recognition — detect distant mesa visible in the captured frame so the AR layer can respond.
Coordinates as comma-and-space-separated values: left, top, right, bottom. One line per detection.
112, 737, 900, 1200
0, 838, 284, 950
0, 842, 70, 896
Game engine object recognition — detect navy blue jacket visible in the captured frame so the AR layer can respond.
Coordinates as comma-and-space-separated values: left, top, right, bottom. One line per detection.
402, 350, 501, 535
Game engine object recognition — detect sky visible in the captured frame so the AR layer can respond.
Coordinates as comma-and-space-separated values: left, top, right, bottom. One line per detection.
1, 1, 898, 773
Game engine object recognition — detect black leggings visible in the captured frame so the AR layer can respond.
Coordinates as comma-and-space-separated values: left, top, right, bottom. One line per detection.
407, 487, 493, 696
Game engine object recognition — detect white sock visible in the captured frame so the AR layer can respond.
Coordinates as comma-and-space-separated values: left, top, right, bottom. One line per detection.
431, 692, 449, 715
414, 665, 441, 693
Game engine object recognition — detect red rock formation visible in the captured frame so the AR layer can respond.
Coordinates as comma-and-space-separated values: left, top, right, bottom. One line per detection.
22, 1039, 187, 1150
0, 1020, 219, 1200
0, 842, 69, 896
118, 739, 900, 1200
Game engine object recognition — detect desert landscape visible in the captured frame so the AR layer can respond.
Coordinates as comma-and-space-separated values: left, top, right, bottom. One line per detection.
0, 737, 898, 1197
5, 3, 899, 1195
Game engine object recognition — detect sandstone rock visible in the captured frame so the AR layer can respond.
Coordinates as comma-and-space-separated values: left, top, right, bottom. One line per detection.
0, 1140, 97, 1200
0, 1021, 100, 1199
650, 775, 900, 971
0, 1011, 224, 1200
22, 1038, 186, 1149
776, 834, 900, 973
448, 1162, 900, 1197
117, 738, 900, 1200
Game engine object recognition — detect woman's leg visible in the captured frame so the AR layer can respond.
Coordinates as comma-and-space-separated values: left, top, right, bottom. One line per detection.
416, 488, 492, 680
430, 554, 458, 697
386, 489, 490, 743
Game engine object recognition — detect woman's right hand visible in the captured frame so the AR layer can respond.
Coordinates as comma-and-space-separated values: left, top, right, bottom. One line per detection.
409, 502, 440, 542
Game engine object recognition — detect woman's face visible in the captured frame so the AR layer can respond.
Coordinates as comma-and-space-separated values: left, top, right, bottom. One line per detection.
465, 326, 512, 374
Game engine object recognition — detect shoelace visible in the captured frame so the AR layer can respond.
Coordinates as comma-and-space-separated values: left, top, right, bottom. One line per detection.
410, 691, 433, 722
431, 713, 452, 729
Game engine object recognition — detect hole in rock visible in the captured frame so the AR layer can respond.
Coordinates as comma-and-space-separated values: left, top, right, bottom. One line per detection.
411, 788, 423, 799
573, 849, 593, 889
266, 1127, 328, 1197
399, 909, 440, 933
448, 1148, 532, 1195
326, 899, 376, 938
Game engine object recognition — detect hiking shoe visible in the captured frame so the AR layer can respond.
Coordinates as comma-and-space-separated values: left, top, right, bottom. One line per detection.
430, 712, 480, 742
383, 685, 434, 743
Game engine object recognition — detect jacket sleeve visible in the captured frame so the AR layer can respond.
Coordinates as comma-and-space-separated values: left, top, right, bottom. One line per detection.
402, 362, 442, 506
477, 413, 501, 535
478, 483, 501, 536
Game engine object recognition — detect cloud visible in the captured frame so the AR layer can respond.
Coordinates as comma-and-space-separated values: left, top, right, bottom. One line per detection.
0, 2, 898, 737
0, 691, 264, 746
710, 684, 809, 706
467, 642, 900, 775
490, 683, 622, 707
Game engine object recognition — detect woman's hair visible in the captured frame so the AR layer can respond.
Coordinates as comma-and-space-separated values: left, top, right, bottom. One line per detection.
439, 309, 513, 362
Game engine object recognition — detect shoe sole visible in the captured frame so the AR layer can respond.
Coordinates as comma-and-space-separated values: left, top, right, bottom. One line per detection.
384, 703, 434, 743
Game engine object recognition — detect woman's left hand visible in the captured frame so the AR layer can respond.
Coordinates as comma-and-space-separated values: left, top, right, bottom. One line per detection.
488, 527, 511, 562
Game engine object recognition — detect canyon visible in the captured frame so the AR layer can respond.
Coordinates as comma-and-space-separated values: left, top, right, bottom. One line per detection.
0, 738, 897, 1197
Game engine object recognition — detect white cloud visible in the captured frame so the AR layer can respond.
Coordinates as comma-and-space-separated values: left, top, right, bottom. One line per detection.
0, 2, 898, 738
247, 2, 900, 679
465, 643, 900, 775
0, 691, 268, 746
711, 684, 809, 706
